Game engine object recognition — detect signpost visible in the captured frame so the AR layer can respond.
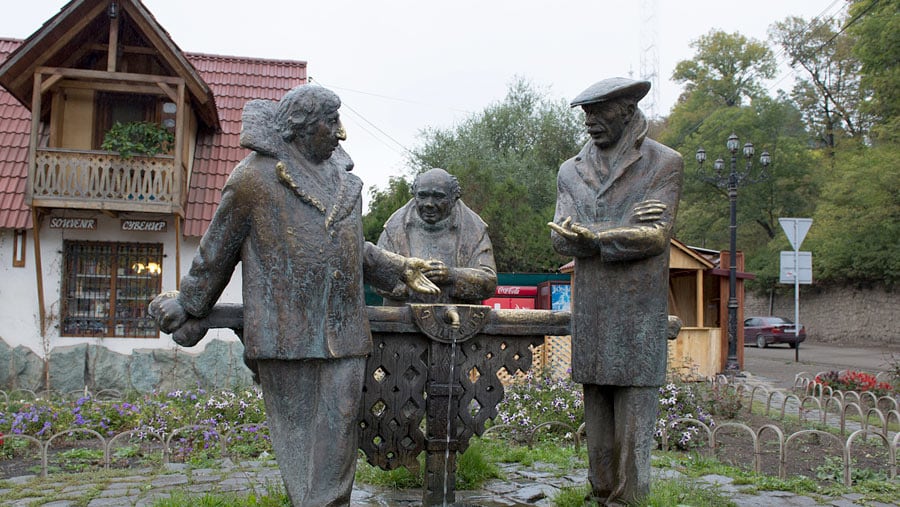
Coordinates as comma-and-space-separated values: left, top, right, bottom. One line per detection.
779, 218, 812, 362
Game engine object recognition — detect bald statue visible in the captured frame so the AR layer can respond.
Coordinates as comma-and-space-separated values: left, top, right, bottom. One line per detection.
549, 78, 683, 505
376, 168, 497, 305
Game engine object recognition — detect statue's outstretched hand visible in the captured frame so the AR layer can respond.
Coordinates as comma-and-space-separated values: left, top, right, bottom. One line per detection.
548, 216, 598, 242
148, 291, 189, 334
403, 258, 442, 295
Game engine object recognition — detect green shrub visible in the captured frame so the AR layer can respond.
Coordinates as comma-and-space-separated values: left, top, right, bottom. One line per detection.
700, 382, 743, 419
101, 121, 174, 159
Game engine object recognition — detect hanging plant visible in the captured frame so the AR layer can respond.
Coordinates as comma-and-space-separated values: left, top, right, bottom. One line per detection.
101, 121, 174, 159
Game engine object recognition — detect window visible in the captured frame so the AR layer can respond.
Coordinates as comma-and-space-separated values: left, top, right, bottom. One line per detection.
12, 230, 26, 267
93, 92, 159, 150
61, 241, 162, 338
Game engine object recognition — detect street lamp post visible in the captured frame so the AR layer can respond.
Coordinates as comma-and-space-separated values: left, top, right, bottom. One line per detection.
696, 134, 771, 374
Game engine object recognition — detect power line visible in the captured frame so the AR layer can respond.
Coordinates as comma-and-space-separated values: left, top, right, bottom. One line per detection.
308, 76, 416, 159
318, 82, 471, 115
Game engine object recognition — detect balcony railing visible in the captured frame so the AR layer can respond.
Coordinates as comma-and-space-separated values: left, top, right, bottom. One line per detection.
31, 148, 182, 213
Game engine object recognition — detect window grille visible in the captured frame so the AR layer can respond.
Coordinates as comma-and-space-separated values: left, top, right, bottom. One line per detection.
61, 241, 162, 338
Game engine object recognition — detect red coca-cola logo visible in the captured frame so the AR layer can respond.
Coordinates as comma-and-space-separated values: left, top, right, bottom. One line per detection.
494, 286, 537, 296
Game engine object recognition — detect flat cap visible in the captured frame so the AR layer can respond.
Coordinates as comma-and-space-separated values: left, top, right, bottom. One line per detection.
570, 77, 651, 107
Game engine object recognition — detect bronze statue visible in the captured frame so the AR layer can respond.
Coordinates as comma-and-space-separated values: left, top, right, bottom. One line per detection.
548, 77, 683, 505
376, 168, 497, 305
149, 85, 438, 506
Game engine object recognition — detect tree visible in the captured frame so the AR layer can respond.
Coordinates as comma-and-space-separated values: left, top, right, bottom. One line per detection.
769, 15, 869, 155
364, 78, 585, 272
672, 30, 776, 108
847, 0, 900, 141
806, 143, 900, 287
363, 176, 412, 243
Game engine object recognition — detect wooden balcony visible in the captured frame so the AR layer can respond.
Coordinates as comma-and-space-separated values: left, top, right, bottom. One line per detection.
29, 148, 183, 213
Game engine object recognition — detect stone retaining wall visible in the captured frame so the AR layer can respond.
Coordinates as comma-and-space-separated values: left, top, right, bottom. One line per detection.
0, 339, 254, 393
745, 286, 897, 345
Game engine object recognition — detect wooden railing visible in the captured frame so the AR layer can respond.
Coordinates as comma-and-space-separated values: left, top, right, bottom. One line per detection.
30, 148, 181, 213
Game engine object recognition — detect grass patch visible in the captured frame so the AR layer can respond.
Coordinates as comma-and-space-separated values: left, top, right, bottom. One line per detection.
456, 439, 502, 489
152, 481, 289, 507
656, 451, 821, 494
354, 438, 502, 490
653, 450, 900, 502
553, 479, 738, 507
478, 436, 587, 471
355, 455, 422, 489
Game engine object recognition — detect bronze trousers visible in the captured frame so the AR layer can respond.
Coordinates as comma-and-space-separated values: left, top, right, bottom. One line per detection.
583, 384, 658, 505
257, 357, 365, 507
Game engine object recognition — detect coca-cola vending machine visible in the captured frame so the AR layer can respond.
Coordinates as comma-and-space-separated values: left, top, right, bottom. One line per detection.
483, 285, 537, 310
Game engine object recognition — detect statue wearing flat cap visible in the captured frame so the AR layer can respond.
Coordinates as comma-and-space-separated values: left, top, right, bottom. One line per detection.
549, 77, 683, 505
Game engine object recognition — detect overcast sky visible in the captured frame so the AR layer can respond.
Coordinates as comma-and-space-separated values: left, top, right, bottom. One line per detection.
2, 0, 844, 209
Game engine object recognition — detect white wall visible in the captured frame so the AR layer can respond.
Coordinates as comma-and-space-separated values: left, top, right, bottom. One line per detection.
0, 216, 244, 358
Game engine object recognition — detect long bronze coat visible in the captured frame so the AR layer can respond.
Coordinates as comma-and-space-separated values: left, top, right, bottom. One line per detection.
178, 145, 406, 361
551, 112, 683, 386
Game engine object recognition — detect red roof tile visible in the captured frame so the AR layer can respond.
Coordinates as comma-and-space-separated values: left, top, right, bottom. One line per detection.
0, 38, 32, 229
0, 40, 307, 235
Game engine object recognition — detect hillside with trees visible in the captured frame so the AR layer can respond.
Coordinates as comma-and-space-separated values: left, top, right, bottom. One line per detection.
363, 0, 898, 291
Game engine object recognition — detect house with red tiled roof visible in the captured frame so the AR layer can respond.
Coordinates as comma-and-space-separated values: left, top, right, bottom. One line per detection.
0, 0, 306, 358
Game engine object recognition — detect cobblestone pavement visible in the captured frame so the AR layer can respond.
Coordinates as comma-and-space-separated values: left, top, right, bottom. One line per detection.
0, 457, 897, 507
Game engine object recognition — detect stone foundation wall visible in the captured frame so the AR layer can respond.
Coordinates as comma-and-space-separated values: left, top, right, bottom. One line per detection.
0, 339, 254, 393
745, 286, 897, 345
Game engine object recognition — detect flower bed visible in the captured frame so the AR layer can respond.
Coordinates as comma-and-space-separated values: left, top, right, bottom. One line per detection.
813, 370, 894, 397
0, 387, 270, 464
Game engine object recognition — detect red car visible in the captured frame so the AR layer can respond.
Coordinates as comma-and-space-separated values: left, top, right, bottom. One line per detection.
743, 316, 806, 348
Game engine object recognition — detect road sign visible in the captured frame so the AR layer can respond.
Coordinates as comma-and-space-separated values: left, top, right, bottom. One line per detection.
780, 251, 812, 284
779, 218, 813, 250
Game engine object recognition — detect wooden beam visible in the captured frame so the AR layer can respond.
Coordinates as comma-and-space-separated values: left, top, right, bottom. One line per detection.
36, 66, 185, 85
107, 10, 119, 72
175, 216, 182, 290
57, 80, 165, 96
26, 72, 43, 205
31, 208, 46, 338
87, 43, 158, 56
40, 74, 64, 94
31, 198, 180, 214
156, 82, 178, 103
174, 82, 185, 206
696, 270, 704, 328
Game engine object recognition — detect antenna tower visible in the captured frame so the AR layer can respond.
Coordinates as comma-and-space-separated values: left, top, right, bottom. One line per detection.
639, 0, 660, 119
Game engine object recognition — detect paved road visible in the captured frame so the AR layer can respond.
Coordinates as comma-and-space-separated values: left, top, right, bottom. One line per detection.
742, 340, 899, 389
